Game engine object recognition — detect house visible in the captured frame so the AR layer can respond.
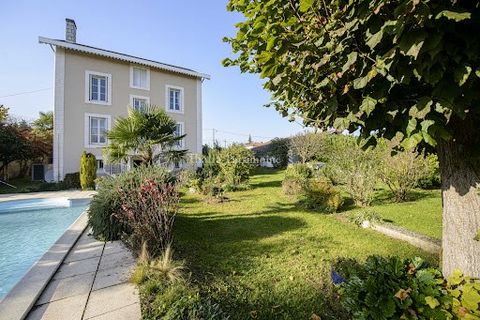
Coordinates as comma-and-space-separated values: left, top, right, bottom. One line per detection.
39, 19, 210, 181
245, 141, 276, 167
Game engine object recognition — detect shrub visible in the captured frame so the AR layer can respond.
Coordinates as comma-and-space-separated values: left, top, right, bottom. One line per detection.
63, 172, 80, 189
337, 256, 480, 320
217, 145, 256, 187
116, 178, 179, 257
380, 144, 430, 202
282, 177, 305, 195
80, 151, 96, 190
284, 163, 313, 180
417, 154, 441, 189
88, 166, 174, 241
302, 179, 342, 212
282, 163, 313, 195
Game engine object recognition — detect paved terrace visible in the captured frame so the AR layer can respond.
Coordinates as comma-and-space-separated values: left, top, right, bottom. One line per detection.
27, 232, 140, 320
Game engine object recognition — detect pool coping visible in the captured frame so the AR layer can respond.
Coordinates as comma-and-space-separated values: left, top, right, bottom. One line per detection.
0, 209, 89, 320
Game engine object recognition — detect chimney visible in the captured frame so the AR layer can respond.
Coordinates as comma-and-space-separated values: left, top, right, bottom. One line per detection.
65, 18, 77, 43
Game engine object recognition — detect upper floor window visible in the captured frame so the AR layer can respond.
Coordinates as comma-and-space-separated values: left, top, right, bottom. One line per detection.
166, 85, 184, 113
130, 66, 150, 90
130, 95, 149, 112
85, 71, 112, 105
84, 113, 111, 148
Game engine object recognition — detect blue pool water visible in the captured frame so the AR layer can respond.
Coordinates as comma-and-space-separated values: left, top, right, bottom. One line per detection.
0, 203, 87, 299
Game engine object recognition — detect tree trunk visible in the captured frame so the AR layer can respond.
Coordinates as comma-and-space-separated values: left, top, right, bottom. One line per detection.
437, 139, 480, 278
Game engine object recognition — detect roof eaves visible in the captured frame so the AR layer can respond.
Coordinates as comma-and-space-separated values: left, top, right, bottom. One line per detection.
38, 36, 210, 80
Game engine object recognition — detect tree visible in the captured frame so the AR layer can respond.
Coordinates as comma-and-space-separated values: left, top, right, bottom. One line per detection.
224, 0, 480, 275
80, 151, 96, 190
218, 144, 256, 186
105, 106, 186, 166
378, 139, 430, 202
267, 137, 290, 168
248, 134, 253, 144
0, 105, 8, 123
289, 132, 326, 163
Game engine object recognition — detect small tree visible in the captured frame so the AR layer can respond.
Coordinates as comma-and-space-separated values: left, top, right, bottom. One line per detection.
105, 106, 185, 166
80, 151, 96, 190
218, 145, 256, 186
379, 140, 430, 202
289, 132, 326, 163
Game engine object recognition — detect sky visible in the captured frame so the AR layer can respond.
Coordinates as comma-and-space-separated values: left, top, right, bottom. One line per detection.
0, 0, 306, 145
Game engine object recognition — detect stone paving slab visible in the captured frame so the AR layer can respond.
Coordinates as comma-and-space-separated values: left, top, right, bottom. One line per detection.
83, 283, 139, 319
0, 190, 96, 202
25, 231, 140, 320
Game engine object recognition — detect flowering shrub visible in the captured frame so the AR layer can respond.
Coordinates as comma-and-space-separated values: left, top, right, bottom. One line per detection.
88, 166, 174, 241
117, 179, 179, 257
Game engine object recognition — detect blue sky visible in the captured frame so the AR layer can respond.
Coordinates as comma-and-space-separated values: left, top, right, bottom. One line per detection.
0, 0, 305, 145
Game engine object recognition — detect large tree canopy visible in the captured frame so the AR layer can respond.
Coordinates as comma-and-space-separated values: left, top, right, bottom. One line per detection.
224, 0, 480, 277
224, 0, 480, 150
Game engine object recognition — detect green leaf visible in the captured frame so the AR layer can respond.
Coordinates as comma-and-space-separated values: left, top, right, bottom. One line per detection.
342, 52, 358, 73
360, 96, 377, 115
399, 32, 426, 59
455, 65, 472, 86
448, 270, 464, 286
401, 133, 422, 150
425, 296, 440, 309
461, 285, 480, 310
436, 10, 471, 22
366, 29, 383, 49
406, 118, 417, 136
409, 97, 432, 119
353, 75, 369, 89
299, 0, 314, 12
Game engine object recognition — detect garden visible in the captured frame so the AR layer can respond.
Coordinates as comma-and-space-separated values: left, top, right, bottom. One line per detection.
82, 0, 480, 318
82, 120, 477, 319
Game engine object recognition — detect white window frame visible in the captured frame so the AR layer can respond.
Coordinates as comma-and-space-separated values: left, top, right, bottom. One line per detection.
129, 94, 150, 111
130, 65, 150, 90
174, 122, 185, 148
165, 85, 184, 114
84, 113, 112, 148
85, 70, 112, 105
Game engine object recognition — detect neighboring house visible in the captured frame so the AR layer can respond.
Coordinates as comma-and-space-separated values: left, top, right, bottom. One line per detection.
39, 19, 210, 181
245, 141, 276, 168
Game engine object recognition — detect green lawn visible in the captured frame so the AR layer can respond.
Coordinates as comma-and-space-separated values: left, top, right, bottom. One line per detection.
343, 188, 442, 239
171, 168, 439, 319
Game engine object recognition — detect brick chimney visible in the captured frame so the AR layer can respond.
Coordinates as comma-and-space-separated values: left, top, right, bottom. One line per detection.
65, 18, 77, 43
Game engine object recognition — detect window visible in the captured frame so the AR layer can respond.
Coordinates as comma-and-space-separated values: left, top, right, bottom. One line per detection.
130, 95, 149, 112
85, 71, 112, 105
166, 85, 184, 113
84, 113, 111, 148
96, 159, 104, 170
130, 66, 150, 90
174, 122, 184, 148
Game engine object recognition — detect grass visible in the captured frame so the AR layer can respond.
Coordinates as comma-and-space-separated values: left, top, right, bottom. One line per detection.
151, 168, 440, 319
343, 187, 442, 239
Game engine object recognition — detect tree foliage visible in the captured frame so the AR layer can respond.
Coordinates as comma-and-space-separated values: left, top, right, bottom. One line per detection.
80, 151, 96, 190
217, 144, 256, 186
105, 106, 186, 166
224, 0, 480, 150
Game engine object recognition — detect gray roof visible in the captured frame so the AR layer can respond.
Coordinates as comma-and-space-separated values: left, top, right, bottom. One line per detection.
39, 37, 210, 80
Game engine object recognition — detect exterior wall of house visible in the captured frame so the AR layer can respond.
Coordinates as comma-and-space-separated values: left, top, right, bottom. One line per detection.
54, 49, 202, 180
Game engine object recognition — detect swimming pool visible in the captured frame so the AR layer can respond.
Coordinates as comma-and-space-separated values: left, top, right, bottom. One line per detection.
0, 199, 89, 300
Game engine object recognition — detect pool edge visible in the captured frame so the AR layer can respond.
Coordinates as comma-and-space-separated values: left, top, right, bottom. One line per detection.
0, 210, 89, 320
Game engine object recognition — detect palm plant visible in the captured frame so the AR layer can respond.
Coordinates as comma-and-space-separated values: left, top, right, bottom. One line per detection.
104, 105, 186, 166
